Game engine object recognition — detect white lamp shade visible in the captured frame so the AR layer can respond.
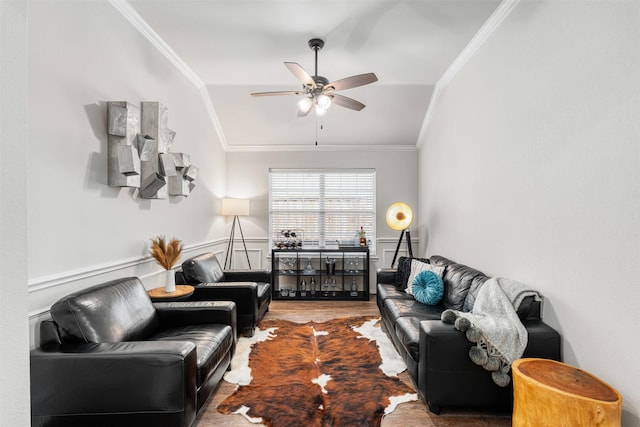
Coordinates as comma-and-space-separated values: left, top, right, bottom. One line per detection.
386, 202, 413, 231
221, 198, 250, 216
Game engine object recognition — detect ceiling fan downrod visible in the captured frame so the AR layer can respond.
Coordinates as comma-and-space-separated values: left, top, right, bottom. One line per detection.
308, 38, 324, 77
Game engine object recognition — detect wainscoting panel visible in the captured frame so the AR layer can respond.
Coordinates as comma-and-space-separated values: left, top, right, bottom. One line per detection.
227, 248, 263, 270
380, 248, 411, 269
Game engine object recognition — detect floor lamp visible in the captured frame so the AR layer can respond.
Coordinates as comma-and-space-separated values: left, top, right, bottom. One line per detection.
221, 198, 251, 270
386, 202, 414, 268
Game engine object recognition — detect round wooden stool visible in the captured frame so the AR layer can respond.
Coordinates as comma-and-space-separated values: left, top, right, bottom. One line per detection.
512, 358, 622, 427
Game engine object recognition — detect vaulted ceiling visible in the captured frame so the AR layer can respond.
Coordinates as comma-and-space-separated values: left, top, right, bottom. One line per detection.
127, 0, 502, 150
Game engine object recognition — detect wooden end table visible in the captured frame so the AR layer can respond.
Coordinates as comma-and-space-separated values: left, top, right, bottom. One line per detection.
147, 285, 195, 302
512, 358, 622, 427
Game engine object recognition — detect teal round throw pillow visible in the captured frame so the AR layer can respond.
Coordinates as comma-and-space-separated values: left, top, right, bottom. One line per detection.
412, 270, 444, 305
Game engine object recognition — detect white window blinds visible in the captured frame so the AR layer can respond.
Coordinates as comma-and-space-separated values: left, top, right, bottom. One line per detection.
269, 169, 376, 253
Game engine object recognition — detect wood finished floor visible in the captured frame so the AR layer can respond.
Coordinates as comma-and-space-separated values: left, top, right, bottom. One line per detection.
193, 299, 512, 427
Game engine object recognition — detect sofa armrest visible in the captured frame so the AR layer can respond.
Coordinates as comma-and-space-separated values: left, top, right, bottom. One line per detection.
418, 319, 504, 412
31, 341, 197, 422
419, 319, 561, 372
223, 269, 270, 283
154, 301, 237, 336
418, 318, 562, 413
419, 320, 476, 371
175, 270, 187, 285
189, 283, 259, 319
377, 268, 397, 285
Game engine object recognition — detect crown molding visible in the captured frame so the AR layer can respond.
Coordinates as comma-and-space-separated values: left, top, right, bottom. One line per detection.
199, 86, 229, 150
111, 0, 518, 154
226, 143, 418, 153
108, 0, 229, 150
416, 0, 520, 149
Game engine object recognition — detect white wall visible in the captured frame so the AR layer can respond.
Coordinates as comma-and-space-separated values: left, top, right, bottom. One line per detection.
418, 1, 639, 424
226, 149, 420, 281
27, 1, 228, 330
0, 2, 30, 426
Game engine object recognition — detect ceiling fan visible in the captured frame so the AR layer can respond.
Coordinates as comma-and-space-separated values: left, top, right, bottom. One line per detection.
251, 38, 378, 117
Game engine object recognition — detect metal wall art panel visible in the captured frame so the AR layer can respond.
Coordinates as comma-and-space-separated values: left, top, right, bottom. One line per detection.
107, 101, 141, 188
106, 101, 198, 199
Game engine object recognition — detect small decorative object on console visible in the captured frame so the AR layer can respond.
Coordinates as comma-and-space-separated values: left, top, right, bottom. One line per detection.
274, 229, 304, 249
303, 258, 316, 274
358, 226, 367, 247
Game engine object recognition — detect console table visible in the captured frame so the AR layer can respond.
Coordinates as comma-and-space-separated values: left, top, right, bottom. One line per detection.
272, 247, 369, 300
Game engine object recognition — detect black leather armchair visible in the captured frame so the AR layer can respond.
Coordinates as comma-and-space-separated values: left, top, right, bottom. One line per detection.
176, 252, 271, 337
30, 277, 237, 427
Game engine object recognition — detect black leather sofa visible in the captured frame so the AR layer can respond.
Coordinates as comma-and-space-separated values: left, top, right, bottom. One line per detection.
378, 255, 562, 414
30, 277, 237, 427
176, 252, 271, 337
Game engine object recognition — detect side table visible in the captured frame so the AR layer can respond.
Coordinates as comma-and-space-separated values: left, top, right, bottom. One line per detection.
147, 285, 195, 302
512, 358, 622, 427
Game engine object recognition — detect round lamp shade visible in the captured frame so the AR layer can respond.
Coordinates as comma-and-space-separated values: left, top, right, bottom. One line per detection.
386, 202, 413, 231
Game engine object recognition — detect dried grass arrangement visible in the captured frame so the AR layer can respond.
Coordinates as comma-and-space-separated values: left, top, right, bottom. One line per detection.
149, 236, 183, 270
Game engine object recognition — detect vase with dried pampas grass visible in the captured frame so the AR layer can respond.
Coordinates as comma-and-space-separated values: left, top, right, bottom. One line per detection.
149, 236, 183, 292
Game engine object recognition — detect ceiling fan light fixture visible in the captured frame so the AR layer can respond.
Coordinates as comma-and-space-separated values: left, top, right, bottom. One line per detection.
297, 97, 313, 113
315, 104, 328, 116
316, 94, 331, 109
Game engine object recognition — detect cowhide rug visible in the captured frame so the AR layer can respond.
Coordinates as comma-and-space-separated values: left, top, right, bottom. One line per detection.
218, 316, 418, 427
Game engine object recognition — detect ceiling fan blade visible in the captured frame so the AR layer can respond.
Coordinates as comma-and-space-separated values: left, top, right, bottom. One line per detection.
326, 73, 378, 92
250, 90, 304, 96
284, 62, 316, 88
330, 93, 366, 111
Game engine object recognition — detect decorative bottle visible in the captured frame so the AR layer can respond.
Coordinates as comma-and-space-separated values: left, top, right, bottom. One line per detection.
358, 226, 366, 247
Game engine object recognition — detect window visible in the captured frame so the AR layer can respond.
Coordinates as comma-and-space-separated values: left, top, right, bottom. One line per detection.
269, 169, 376, 253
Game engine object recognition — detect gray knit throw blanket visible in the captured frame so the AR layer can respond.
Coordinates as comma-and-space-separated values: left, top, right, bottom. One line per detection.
441, 277, 540, 387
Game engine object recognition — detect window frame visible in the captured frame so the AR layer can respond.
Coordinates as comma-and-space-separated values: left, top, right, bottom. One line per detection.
269, 168, 376, 254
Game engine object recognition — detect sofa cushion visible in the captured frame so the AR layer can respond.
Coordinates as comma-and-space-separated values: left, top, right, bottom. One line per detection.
382, 298, 444, 323
257, 282, 271, 303
394, 317, 422, 362
377, 283, 413, 301
151, 324, 234, 387
428, 255, 454, 269
462, 274, 491, 312
182, 252, 225, 284
50, 277, 159, 343
440, 262, 487, 311
394, 256, 429, 289
407, 260, 445, 295
412, 271, 444, 305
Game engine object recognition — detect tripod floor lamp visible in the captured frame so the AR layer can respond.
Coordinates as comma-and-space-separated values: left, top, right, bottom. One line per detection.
221, 198, 251, 270
386, 202, 414, 268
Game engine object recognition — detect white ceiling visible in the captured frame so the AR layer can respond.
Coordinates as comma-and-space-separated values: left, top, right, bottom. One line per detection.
127, 0, 502, 150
